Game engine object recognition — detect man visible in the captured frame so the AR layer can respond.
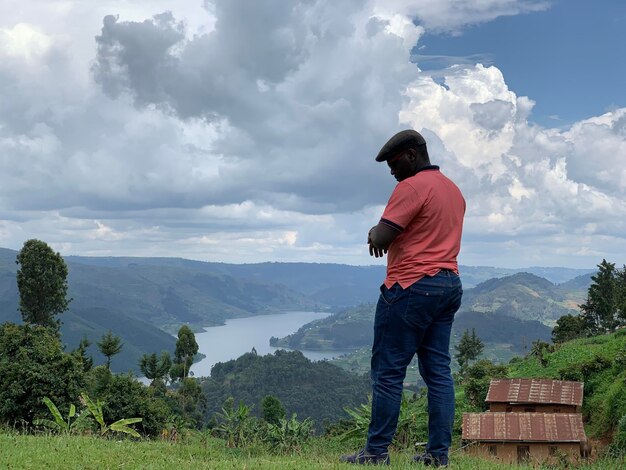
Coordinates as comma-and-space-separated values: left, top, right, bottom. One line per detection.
342, 129, 465, 467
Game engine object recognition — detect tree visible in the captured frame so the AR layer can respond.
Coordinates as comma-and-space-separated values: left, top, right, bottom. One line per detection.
580, 259, 618, 334
139, 351, 172, 386
616, 266, 626, 327
529, 340, 552, 367
97, 330, 123, 371
454, 328, 484, 375
262, 395, 286, 426
552, 314, 586, 343
463, 360, 508, 410
173, 325, 199, 380
15, 239, 71, 330
73, 337, 94, 372
0, 323, 85, 424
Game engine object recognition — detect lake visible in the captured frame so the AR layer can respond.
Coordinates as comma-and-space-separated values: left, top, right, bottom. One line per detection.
190, 311, 352, 378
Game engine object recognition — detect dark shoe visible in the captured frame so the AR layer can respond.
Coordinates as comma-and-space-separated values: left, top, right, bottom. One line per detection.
413, 453, 448, 467
341, 449, 390, 465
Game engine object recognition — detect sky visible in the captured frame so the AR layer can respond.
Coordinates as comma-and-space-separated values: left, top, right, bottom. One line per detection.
1, 0, 625, 269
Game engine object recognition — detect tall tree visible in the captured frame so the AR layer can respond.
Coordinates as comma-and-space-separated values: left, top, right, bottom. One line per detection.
97, 330, 123, 371
262, 395, 286, 425
173, 325, 199, 380
580, 259, 618, 334
454, 328, 484, 375
139, 351, 172, 386
15, 239, 71, 330
615, 266, 626, 327
73, 337, 94, 372
552, 314, 586, 343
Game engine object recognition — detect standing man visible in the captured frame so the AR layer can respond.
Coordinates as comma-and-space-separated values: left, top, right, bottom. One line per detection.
342, 130, 465, 467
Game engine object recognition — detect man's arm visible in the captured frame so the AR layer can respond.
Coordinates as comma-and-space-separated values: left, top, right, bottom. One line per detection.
367, 222, 401, 257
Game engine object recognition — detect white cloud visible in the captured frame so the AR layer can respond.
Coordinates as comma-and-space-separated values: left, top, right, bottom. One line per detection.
0, 0, 624, 269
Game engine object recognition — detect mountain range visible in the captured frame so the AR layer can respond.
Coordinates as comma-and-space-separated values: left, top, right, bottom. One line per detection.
272, 271, 592, 372
0, 246, 594, 372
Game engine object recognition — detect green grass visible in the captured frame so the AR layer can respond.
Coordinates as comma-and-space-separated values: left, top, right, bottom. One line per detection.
508, 330, 626, 438
1, 432, 624, 469
508, 331, 626, 379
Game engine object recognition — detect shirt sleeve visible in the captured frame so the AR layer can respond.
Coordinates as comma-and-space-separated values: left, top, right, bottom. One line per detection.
380, 181, 423, 232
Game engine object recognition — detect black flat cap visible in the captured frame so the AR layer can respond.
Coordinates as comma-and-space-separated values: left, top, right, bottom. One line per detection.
375, 129, 426, 162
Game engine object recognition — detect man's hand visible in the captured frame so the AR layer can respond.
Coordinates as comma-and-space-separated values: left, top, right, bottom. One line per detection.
368, 241, 387, 258
368, 226, 388, 258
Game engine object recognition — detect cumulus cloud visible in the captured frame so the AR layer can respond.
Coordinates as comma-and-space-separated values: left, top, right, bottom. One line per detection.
0, 0, 624, 268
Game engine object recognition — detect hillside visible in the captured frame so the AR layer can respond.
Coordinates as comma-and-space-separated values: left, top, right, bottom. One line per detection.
65, 254, 593, 305
0, 246, 593, 373
273, 272, 564, 355
1, 248, 317, 372
200, 350, 370, 428
508, 329, 626, 438
460, 272, 582, 325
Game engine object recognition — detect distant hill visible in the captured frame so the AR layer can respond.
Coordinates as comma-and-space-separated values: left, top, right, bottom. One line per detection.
0, 246, 594, 372
461, 272, 581, 324
274, 302, 552, 358
1, 248, 317, 373
65, 255, 594, 306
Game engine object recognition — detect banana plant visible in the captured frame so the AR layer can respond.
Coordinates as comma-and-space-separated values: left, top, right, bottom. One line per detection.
80, 392, 142, 438
33, 397, 90, 434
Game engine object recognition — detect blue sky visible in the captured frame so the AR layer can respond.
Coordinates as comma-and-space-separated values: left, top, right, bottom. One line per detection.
419, 0, 626, 126
0, 1, 625, 269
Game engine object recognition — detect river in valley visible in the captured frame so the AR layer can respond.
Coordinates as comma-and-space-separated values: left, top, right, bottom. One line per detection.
190, 311, 352, 378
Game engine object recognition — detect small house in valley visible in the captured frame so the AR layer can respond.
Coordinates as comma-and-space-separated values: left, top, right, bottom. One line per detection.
462, 412, 588, 465
486, 378, 584, 413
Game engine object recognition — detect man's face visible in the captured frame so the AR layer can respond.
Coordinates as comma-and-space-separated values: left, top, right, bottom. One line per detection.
387, 150, 414, 182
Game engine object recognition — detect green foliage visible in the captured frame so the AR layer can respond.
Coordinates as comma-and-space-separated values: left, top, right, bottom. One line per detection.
262, 414, 313, 454
202, 350, 370, 429
2, 430, 625, 469
212, 398, 254, 448
463, 360, 508, 410
72, 338, 94, 373
15, 239, 71, 330
173, 325, 198, 380
339, 393, 427, 450
32, 397, 90, 434
176, 377, 206, 428
454, 328, 484, 374
580, 260, 626, 334
609, 414, 626, 456
96, 331, 123, 371
529, 340, 553, 367
552, 314, 587, 343
80, 392, 142, 438
139, 351, 171, 386
0, 323, 85, 426
557, 355, 612, 382
262, 395, 286, 426
509, 329, 626, 439
85, 366, 172, 437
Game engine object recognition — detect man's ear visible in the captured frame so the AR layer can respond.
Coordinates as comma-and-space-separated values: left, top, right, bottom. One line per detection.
406, 149, 417, 161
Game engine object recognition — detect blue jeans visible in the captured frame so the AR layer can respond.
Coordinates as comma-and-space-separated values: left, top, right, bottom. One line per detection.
365, 270, 462, 458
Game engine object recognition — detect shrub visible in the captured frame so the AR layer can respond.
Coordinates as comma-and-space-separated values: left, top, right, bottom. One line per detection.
558, 355, 612, 382
212, 398, 256, 448
0, 323, 85, 426
339, 392, 427, 450
261, 414, 313, 454
84, 366, 171, 437
610, 414, 626, 456
463, 360, 508, 410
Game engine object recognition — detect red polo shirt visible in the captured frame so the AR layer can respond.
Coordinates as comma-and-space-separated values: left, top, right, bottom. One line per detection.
380, 166, 465, 289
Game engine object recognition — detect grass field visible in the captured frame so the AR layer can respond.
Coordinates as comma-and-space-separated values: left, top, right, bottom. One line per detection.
1, 432, 624, 469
